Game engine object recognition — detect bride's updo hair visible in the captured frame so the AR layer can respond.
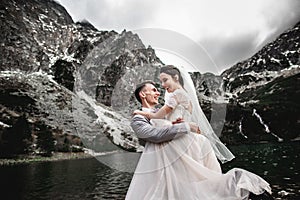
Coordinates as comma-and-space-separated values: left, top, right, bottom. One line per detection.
160, 65, 184, 87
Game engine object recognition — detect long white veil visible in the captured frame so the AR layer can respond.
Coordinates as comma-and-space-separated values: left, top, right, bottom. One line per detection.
173, 66, 235, 163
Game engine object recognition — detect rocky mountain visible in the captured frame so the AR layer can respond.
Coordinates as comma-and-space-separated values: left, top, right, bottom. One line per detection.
0, 0, 299, 158
0, 0, 163, 157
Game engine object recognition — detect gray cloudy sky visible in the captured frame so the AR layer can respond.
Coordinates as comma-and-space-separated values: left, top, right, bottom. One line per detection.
57, 0, 300, 74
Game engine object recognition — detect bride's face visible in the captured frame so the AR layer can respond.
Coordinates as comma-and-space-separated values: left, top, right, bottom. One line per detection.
159, 73, 180, 93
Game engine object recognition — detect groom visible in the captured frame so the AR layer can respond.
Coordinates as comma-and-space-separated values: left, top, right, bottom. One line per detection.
131, 80, 200, 145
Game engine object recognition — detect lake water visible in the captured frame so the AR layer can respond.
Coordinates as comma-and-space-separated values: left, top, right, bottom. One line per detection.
0, 142, 299, 200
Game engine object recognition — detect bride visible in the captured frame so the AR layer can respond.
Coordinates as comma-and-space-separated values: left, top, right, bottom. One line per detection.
126, 65, 272, 199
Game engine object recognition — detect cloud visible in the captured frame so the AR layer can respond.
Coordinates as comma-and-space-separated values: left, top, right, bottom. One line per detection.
198, 0, 300, 72
200, 32, 258, 72
57, 0, 158, 31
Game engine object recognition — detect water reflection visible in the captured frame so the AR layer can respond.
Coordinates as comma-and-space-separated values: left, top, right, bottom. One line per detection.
0, 158, 132, 200
0, 142, 299, 199
222, 142, 300, 199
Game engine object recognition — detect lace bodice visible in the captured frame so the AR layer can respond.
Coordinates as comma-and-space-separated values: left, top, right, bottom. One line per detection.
165, 89, 192, 122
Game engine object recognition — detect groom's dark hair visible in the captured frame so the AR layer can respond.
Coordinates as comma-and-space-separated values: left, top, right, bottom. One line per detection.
134, 80, 156, 103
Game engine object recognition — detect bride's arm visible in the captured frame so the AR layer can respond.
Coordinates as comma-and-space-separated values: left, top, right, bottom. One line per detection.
133, 105, 173, 119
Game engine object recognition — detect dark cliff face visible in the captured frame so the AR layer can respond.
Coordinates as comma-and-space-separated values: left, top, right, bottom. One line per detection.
1, 0, 73, 72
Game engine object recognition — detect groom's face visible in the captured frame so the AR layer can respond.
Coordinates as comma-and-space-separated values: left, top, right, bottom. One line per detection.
142, 83, 160, 106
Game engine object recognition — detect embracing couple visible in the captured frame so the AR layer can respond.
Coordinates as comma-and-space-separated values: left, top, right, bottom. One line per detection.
126, 65, 273, 200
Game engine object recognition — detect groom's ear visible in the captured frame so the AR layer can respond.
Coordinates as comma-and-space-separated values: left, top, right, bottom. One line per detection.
140, 91, 146, 98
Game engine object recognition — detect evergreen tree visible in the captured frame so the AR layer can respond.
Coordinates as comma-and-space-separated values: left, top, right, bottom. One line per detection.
0, 115, 32, 158
36, 124, 55, 157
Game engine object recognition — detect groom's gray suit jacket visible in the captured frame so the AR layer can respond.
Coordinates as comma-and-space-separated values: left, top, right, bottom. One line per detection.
130, 114, 190, 145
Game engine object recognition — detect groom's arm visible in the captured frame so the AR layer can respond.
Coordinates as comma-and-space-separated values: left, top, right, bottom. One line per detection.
131, 115, 190, 144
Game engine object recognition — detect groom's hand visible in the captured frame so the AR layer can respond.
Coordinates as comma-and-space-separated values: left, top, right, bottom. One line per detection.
172, 119, 201, 134
172, 117, 184, 124
189, 122, 201, 134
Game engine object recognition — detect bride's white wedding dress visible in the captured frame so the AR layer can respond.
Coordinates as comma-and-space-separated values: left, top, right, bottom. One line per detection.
126, 89, 271, 200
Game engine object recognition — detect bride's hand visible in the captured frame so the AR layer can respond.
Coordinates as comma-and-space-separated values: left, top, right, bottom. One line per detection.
133, 110, 141, 115
133, 110, 150, 118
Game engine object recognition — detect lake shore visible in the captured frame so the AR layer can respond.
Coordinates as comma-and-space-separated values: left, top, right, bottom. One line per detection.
0, 152, 94, 166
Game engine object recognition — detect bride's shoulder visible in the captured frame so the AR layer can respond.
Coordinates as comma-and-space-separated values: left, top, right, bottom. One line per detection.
173, 89, 189, 98
166, 89, 189, 105
174, 88, 187, 94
